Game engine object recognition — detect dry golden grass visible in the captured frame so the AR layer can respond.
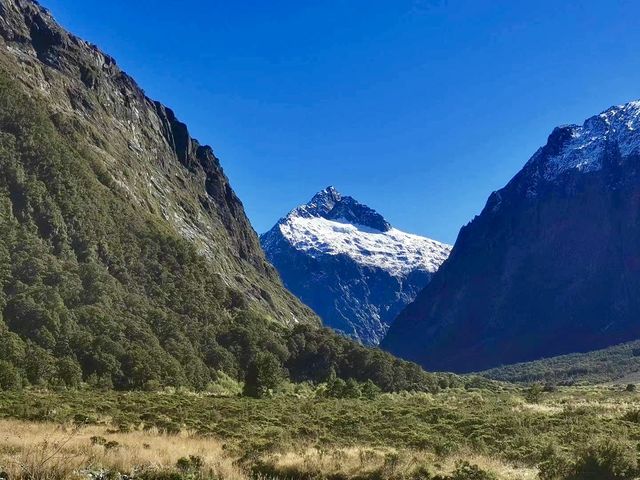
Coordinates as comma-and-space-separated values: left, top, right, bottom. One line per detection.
0, 418, 540, 480
261, 445, 538, 480
0, 419, 246, 479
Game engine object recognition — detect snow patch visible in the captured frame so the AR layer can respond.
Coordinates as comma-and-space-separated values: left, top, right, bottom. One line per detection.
278, 215, 451, 278
543, 101, 640, 180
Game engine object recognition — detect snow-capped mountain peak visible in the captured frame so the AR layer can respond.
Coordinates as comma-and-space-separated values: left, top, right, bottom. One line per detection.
260, 187, 452, 345
293, 186, 342, 218
265, 187, 451, 278
528, 100, 640, 181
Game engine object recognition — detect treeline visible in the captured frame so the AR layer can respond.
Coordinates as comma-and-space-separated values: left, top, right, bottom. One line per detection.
0, 318, 460, 394
0, 74, 456, 394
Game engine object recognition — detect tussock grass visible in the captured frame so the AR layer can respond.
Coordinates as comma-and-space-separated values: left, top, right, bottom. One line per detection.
0, 419, 244, 479
0, 385, 639, 479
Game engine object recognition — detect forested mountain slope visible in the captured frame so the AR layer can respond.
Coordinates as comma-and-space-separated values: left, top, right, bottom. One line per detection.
481, 340, 640, 385
0, 0, 321, 389
0, 0, 449, 394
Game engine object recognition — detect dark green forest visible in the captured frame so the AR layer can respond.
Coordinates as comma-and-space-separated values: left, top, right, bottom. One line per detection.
0, 74, 453, 394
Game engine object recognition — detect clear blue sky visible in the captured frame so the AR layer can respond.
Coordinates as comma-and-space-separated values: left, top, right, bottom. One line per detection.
43, 0, 640, 244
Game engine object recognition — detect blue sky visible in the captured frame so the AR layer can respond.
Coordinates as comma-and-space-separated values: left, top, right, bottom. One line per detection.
44, 0, 640, 244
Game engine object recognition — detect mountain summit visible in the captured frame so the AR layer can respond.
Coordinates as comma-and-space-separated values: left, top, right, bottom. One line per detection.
383, 100, 640, 372
290, 186, 392, 232
261, 187, 451, 344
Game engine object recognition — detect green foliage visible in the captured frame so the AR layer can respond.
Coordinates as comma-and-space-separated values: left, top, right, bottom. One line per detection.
446, 461, 497, 480
539, 440, 638, 480
286, 324, 456, 393
56, 357, 82, 388
206, 371, 243, 397
566, 441, 638, 480
0, 360, 19, 390
243, 351, 286, 398
525, 383, 544, 403
176, 455, 204, 475
482, 339, 640, 385
361, 379, 381, 399
0, 73, 451, 394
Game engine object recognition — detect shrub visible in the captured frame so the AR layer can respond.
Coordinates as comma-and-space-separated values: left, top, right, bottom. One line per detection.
326, 377, 347, 398
566, 441, 637, 480
0, 360, 20, 390
445, 461, 497, 480
90, 436, 107, 446
361, 379, 381, 399
243, 352, 285, 398
525, 383, 544, 403
343, 378, 362, 398
539, 452, 572, 480
622, 409, 640, 423
206, 371, 242, 397
176, 455, 204, 473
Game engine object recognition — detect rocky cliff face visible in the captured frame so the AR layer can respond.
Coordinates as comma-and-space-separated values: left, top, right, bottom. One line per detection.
0, 0, 316, 325
383, 101, 640, 372
261, 187, 451, 345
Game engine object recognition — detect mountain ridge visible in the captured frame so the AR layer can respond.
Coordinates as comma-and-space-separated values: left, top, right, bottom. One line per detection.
383, 99, 640, 372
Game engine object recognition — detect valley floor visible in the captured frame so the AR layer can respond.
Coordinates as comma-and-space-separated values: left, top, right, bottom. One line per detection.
0, 385, 639, 479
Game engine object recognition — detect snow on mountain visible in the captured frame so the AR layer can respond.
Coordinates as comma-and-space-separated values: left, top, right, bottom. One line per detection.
528, 100, 640, 181
261, 187, 451, 345
278, 216, 450, 278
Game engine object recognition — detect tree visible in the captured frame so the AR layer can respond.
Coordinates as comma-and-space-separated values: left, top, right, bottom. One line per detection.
243, 352, 285, 398
56, 357, 83, 388
343, 378, 362, 398
0, 361, 19, 390
24, 343, 56, 386
361, 379, 381, 399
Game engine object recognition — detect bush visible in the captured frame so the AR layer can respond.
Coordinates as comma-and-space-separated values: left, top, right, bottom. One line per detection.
566, 441, 638, 480
361, 379, 381, 399
176, 455, 204, 474
0, 360, 19, 390
243, 352, 285, 398
440, 461, 497, 480
56, 357, 82, 387
539, 451, 572, 480
206, 371, 243, 397
525, 383, 544, 403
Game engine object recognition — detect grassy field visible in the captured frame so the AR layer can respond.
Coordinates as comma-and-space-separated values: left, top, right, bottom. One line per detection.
0, 384, 640, 479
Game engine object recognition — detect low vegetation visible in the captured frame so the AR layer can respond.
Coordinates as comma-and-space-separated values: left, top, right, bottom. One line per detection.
0, 384, 639, 479
481, 340, 640, 385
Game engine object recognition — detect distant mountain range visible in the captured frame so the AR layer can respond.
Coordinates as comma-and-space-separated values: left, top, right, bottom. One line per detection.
383, 101, 640, 372
261, 187, 451, 345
